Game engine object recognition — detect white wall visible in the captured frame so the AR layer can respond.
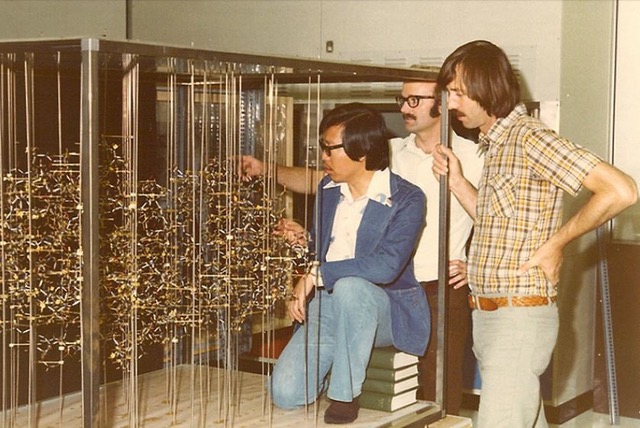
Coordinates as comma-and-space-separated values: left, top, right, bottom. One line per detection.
130, 0, 563, 102
0, 0, 126, 40
130, 1, 323, 57
612, 0, 640, 242
614, 1, 640, 184
0, 0, 565, 105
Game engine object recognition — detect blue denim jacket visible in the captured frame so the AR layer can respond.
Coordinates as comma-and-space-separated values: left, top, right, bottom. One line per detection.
310, 172, 430, 356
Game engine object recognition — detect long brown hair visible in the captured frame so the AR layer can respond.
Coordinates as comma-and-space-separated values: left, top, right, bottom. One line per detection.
438, 40, 520, 119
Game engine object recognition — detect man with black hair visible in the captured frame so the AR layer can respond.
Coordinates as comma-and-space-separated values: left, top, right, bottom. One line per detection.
270, 103, 430, 424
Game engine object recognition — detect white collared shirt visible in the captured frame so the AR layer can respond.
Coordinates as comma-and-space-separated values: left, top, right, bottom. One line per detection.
390, 133, 484, 282
323, 168, 392, 262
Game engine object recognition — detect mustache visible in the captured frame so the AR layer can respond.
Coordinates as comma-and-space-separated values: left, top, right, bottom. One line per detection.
402, 113, 417, 121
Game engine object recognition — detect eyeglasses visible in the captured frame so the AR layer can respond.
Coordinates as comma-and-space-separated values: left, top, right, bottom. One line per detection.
319, 141, 345, 156
395, 95, 436, 108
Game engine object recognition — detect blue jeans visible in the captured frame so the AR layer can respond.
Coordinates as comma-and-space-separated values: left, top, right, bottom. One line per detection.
472, 304, 559, 428
270, 276, 393, 409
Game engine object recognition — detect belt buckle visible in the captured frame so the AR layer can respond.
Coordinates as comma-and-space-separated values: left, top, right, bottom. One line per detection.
484, 297, 498, 311
470, 294, 498, 311
471, 294, 482, 310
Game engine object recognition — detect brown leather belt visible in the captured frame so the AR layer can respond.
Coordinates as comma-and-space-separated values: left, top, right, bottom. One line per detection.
468, 294, 556, 311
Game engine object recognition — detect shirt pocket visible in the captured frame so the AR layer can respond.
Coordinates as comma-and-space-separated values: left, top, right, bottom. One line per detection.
487, 173, 516, 218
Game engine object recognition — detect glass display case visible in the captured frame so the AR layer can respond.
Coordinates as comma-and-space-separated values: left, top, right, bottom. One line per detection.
0, 39, 444, 427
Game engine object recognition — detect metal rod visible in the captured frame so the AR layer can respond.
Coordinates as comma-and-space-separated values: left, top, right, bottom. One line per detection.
436, 89, 450, 418
80, 37, 101, 428
596, 225, 619, 425
0, 38, 439, 85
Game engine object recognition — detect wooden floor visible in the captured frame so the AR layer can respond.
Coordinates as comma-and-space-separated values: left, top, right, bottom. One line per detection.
9, 365, 444, 427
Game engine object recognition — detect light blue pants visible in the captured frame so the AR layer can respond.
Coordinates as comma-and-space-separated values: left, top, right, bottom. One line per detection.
270, 276, 393, 409
472, 304, 559, 428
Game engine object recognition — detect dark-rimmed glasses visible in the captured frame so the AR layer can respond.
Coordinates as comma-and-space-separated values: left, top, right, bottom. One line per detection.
395, 95, 436, 108
319, 141, 344, 156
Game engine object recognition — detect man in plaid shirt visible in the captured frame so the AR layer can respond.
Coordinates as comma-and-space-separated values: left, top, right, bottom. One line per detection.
432, 40, 637, 427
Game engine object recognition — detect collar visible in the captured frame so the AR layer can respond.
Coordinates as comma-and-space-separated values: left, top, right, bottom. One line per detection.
323, 168, 393, 207
405, 134, 431, 157
479, 102, 528, 150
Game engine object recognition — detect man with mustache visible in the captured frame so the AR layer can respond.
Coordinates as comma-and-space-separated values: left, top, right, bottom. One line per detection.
432, 40, 638, 427
391, 80, 482, 415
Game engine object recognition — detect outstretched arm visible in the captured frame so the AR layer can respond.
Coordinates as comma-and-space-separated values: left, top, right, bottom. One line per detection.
239, 155, 321, 195
520, 162, 637, 284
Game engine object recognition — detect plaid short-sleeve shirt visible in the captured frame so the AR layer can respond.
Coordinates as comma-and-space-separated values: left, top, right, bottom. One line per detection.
468, 103, 602, 297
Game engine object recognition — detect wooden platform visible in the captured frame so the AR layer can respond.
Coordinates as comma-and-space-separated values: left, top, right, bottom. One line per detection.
10, 365, 443, 427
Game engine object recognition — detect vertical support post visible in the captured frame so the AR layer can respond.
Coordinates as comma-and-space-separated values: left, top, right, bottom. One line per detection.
596, 225, 619, 425
80, 38, 101, 428
436, 88, 450, 418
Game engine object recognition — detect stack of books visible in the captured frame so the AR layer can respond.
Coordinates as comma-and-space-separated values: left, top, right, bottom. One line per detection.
359, 346, 420, 412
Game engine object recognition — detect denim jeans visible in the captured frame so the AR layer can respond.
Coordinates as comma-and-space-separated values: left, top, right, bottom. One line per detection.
270, 276, 393, 409
472, 304, 559, 428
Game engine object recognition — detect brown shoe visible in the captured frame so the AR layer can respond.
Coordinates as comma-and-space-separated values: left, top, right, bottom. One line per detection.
324, 397, 360, 424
